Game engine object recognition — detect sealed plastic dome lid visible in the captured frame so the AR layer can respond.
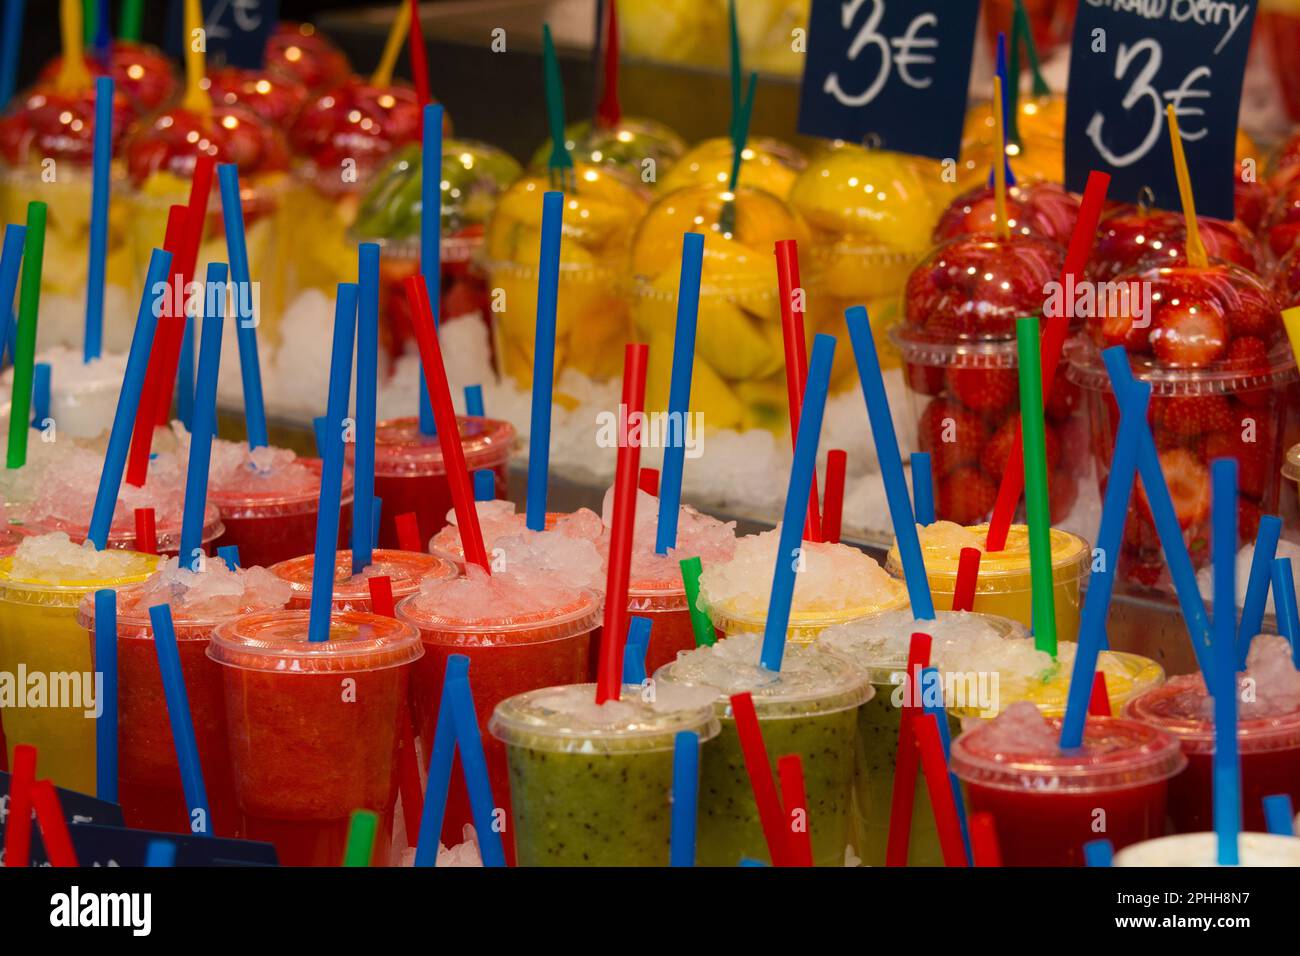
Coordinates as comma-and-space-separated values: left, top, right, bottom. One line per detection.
528, 117, 687, 175
658, 135, 806, 199
1089, 207, 1263, 281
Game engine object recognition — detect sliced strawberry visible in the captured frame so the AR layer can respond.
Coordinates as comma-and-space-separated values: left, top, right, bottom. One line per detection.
1148, 296, 1228, 367
946, 366, 1018, 413
1136, 448, 1211, 529
917, 398, 988, 474
935, 466, 998, 525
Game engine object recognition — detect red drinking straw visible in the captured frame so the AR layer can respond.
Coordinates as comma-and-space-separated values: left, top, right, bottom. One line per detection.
969, 811, 1003, 867
367, 575, 424, 841
985, 171, 1110, 551
777, 754, 813, 866
638, 466, 659, 497
3, 744, 36, 867
594, 0, 621, 128
729, 691, 790, 866
367, 575, 397, 617
1088, 671, 1112, 716
395, 512, 423, 553
885, 632, 931, 866
407, 0, 431, 105
914, 714, 969, 867
596, 343, 648, 705
774, 240, 821, 543
952, 547, 982, 612
134, 508, 157, 555
821, 449, 846, 544
30, 779, 78, 867
405, 275, 490, 573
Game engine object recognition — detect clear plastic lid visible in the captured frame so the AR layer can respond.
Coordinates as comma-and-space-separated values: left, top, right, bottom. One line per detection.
1285, 443, 1300, 483
0, 86, 139, 165
950, 714, 1186, 793
488, 682, 721, 754
658, 136, 806, 199
932, 181, 1080, 246
78, 562, 294, 634
123, 103, 290, 188
0, 548, 158, 607
1088, 208, 1262, 281
655, 631, 874, 719
270, 549, 457, 605
886, 523, 1091, 584
23, 504, 225, 555
204, 65, 309, 128
1114, 832, 1300, 867
208, 609, 423, 672
1124, 673, 1300, 755
396, 577, 602, 647
528, 118, 687, 176
264, 21, 351, 93
361, 416, 515, 478
209, 458, 354, 519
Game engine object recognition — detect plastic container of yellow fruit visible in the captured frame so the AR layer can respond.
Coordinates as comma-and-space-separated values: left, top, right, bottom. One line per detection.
484, 164, 650, 386
630, 182, 810, 433
658, 136, 806, 200
790, 142, 953, 378
528, 118, 686, 183
959, 93, 1067, 188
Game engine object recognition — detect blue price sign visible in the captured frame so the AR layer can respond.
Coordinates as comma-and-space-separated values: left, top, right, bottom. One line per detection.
1064, 0, 1258, 221
166, 0, 281, 70
798, 0, 982, 159
0, 771, 124, 867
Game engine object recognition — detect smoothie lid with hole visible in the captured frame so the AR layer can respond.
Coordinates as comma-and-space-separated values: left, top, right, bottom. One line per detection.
207, 609, 423, 672
204, 448, 354, 515
654, 631, 874, 719
949, 709, 1186, 793
23, 503, 225, 552
1114, 832, 1300, 867
886, 521, 1090, 584
0, 534, 158, 605
269, 549, 457, 604
1124, 673, 1300, 755
364, 416, 515, 477
488, 682, 720, 754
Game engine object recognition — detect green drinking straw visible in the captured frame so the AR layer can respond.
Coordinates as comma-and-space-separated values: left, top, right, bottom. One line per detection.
541, 25, 574, 190
119, 0, 142, 42
1015, 317, 1056, 657
1007, 0, 1050, 148
680, 557, 715, 647
83, 0, 95, 46
7, 202, 45, 470
342, 810, 379, 866
727, 0, 741, 142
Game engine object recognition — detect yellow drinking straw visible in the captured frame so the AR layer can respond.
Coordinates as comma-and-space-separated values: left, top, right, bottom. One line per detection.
992, 75, 1011, 242
1166, 104, 1208, 270
180, 0, 212, 114
54, 0, 92, 93
371, 1, 413, 88
1283, 307, 1300, 371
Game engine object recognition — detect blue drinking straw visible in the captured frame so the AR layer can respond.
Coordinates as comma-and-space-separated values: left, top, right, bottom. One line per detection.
987, 33, 1017, 190
526, 191, 564, 532
655, 231, 705, 554
179, 263, 227, 565
94, 589, 117, 804
846, 305, 934, 620
0, 0, 23, 111
312, 415, 327, 458
739, 858, 768, 866
88, 249, 171, 550
670, 730, 700, 867
1060, 378, 1150, 749
1102, 348, 1213, 674
414, 654, 469, 867
351, 245, 380, 573
30, 361, 48, 429
418, 104, 444, 436
371, 497, 383, 551
176, 314, 195, 430
148, 603, 211, 837
217, 164, 268, 450
464, 384, 484, 417
910, 452, 934, 526
1271, 558, 1300, 667
144, 840, 177, 867
920, 666, 971, 864
1082, 839, 1114, 867
84, 76, 113, 363
1210, 458, 1240, 866
621, 616, 652, 685
760, 333, 835, 673
446, 673, 507, 867
473, 469, 495, 501
93, 0, 111, 63
1237, 516, 1281, 666
308, 284, 358, 644
217, 545, 240, 570
0, 223, 24, 365
1263, 794, 1296, 836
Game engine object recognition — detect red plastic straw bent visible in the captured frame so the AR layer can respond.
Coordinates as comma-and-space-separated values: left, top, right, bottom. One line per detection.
134, 508, 158, 555
885, 632, 932, 866
969, 811, 1003, 867
3, 744, 36, 867
31, 779, 78, 867
952, 547, 982, 612
395, 512, 423, 553
1088, 671, 1112, 717
594, 0, 621, 127
774, 240, 822, 543
729, 692, 790, 866
777, 754, 813, 867
914, 714, 968, 867
822, 449, 847, 544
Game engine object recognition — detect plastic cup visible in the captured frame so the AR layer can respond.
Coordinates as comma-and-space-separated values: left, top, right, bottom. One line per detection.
1285, 443, 1300, 513
527, 118, 686, 178
657, 136, 807, 200
1115, 831, 1300, 866
210, 459, 355, 569
488, 682, 720, 866
949, 714, 1186, 866
0, 347, 129, 440
207, 608, 423, 866
357, 415, 515, 550
885, 524, 1091, 644
629, 578, 700, 675
269, 549, 457, 613
395, 581, 601, 848
655, 632, 874, 866
23, 502, 225, 558
0, 550, 158, 793
1124, 674, 1300, 834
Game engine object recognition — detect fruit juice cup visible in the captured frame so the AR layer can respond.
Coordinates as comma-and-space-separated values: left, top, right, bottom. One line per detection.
396, 574, 601, 847
631, 182, 811, 432
270, 549, 457, 613
488, 682, 720, 866
628, 579, 699, 675
657, 136, 807, 200
655, 632, 873, 866
24, 503, 225, 558
950, 707, 1186, 866
358, 415, 515, 550
485, 164, 648, 386
815, 608, 1028, 867
1115, 831, 1300, 866
210, 460, 355, 569
1262, 0, 1300, 123
0, 346, 128, 439
1066, 263, 1300, 588
1125, 669, 1300, 835
885, 522, 1091, 644
0, 544, 157, 793
790, 143, 951, 383
208, 609, 423, 866
528, 118, 687, 179
894, 234, 1084, 526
